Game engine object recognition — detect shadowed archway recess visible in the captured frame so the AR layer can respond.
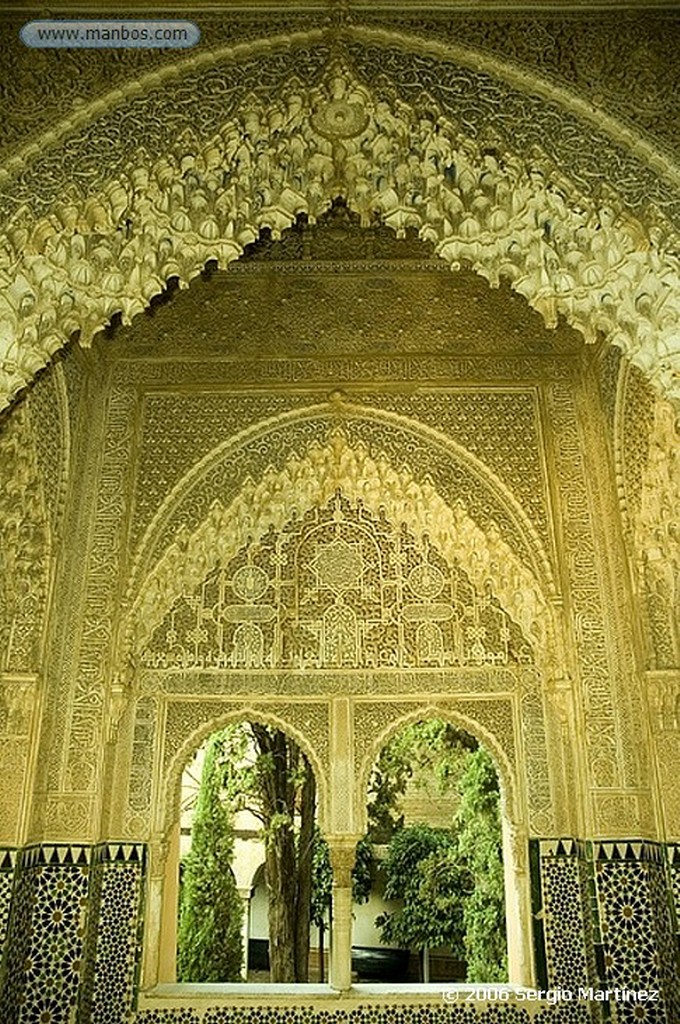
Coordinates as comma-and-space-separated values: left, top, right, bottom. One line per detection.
0, 30, 678, 408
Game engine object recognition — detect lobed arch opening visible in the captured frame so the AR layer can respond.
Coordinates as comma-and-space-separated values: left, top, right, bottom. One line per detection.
148, 707, 329, 989
357, 705, 519, 831
162, 707, 330, 842
356, 705, 533, 987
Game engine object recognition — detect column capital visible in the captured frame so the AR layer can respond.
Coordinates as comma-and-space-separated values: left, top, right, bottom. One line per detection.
326, 834, 363, 885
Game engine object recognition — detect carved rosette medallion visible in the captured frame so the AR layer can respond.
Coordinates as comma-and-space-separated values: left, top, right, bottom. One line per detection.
311, 99, 370, 140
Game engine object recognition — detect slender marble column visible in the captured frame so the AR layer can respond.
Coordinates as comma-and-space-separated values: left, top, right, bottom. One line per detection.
328, 837, 360, 991
238, 886, 253, 980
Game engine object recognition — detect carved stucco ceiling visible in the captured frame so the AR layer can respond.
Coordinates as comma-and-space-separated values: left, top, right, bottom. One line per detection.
0, 23, 678, 407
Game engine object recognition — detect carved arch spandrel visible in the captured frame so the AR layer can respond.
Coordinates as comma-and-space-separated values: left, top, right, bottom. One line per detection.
157, 702, 330, 841
126, 414, 557, 667
0, 48, 678, 408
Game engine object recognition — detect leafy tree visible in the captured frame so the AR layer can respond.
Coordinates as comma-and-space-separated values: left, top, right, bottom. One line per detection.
310, 828, 333, 981
351, 836, 375, 904
376, 824, 465, 962
369, 720, 507, 982
310, 828, 333, 928
366, 720, 474, 841
217, 721, 319, 982
177, 731, 244, 982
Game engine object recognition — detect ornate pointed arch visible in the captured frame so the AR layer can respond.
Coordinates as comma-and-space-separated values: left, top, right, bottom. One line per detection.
0, 33, 678, 409
162, 705, 330, 840
127, 413, 556, 666
127, 400, 555, 594
355, 701, 520, 830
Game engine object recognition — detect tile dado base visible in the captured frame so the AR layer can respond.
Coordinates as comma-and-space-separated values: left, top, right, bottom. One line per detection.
532, 839, 680, 1024
593, 841, 679, 1024
0, 842, 145, 1024
136, 990, 592, 1022
1, 841, 679, 1023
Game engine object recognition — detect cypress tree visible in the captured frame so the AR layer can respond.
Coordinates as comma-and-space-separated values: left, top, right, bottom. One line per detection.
177, 731, 244, 982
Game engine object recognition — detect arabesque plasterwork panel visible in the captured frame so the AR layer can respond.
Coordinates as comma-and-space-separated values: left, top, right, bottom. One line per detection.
547, 378, 658, 836
22, 365, 70, 540
631, 395, 679, 671
63, 383, 139, 801
129, 421, 553, 667
362, 391, 549, 551
28, 367, 106, 833
139, 665, 529, 699
0, 398, 50, 846
0, 692, 35, 846
132, 392, 309, 546
648, 674, 680, 838
617, 363, 657, 537
578, 376, 651, 784
1, 8, 679, 170
143, 503, 532, 672
610, 357, 679, 836
547, 383, 620, 796
0, 403, 50, 676
30, 378, 140, 840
